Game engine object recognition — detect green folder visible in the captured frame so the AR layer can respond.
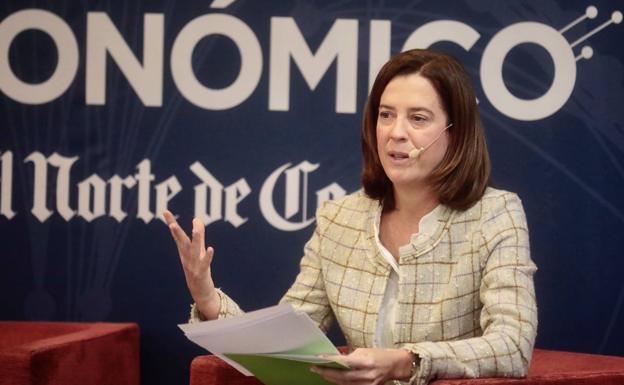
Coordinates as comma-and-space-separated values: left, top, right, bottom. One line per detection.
224, 353, 348, 385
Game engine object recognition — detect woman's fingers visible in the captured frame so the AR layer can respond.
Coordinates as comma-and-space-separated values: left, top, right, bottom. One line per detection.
163, 210, 183, 232
319, 355, 349, 367
205, 246, 214, 265
163, 211, 214, 273
191, 218, 205, 247
163, 210, 191, 261
191, 218, 206, 259
164, 211, 187, 242
322, 354, 368, 370
311, 366, 366, 385
162, 210, 176, 225
310, 349, 392, 385
170, 222, 190, 245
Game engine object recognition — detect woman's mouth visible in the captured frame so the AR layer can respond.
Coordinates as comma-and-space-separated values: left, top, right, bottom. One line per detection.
389, 151, 409, 160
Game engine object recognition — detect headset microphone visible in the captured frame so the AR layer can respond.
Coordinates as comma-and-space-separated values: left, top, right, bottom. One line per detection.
408, 123, 453, 160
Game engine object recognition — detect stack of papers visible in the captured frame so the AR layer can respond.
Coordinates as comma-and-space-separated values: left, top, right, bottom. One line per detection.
178, 303, 348, 385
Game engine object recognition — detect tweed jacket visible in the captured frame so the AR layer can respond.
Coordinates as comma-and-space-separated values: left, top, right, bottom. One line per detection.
191, 187, 538, 385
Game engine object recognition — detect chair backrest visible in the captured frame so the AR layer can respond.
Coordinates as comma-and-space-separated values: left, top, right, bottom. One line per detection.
0, 321, 91, 349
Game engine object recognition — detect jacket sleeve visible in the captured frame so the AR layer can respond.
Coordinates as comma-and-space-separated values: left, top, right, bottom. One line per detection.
403, 193, 538, 385
278, 204, 335, 332
188, 288, 244, 323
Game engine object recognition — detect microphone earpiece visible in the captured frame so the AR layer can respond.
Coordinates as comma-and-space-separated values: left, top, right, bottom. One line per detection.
408, 148, 423, 159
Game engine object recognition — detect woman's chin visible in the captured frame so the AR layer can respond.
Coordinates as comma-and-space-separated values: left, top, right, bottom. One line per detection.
386, 174, 428, 190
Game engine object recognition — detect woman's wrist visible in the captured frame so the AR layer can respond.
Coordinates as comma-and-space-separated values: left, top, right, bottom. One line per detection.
395, 348, 418, 381
195, 289, 221, 320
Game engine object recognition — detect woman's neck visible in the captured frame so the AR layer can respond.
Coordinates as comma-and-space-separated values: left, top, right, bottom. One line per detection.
390, 185, 439, 223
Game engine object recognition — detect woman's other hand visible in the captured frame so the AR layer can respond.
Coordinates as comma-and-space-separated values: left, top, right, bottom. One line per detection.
311, 348, 415, 385
163, 210, 220, 320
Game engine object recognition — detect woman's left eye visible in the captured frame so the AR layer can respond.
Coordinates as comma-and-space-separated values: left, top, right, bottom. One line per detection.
410, 115, 427, 123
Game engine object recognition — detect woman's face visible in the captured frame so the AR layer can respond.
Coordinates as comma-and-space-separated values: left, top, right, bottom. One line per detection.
376, 72, 450, 191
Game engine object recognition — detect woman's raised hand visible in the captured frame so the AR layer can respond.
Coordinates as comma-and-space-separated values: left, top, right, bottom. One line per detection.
163, 210, 220, 320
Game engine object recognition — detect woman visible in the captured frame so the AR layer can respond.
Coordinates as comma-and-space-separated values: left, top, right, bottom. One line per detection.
164, 49, 538, 385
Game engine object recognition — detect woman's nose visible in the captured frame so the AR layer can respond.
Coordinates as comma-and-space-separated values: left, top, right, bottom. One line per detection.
389, 117, 409, 141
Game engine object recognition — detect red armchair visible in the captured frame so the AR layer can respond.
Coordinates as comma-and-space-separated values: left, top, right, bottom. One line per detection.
0, 321, 140, 385
189, 348, 624, 385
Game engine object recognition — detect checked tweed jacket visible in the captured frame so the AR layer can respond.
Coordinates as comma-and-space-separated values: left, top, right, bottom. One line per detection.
191, 187, 538, 385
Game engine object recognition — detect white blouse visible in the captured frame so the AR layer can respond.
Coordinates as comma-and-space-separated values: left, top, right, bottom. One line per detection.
373, 205, 442, 349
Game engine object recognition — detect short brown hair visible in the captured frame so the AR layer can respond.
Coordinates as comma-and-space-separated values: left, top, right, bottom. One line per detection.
361, 49, 490, 211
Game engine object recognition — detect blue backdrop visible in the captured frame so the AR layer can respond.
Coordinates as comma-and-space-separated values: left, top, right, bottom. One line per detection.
1, 1, 623, 385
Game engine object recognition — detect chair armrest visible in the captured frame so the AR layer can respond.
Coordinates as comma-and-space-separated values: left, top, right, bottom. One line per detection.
430, 349, 624, 385
0, 322, 140, 385
190, 355, 262, 385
